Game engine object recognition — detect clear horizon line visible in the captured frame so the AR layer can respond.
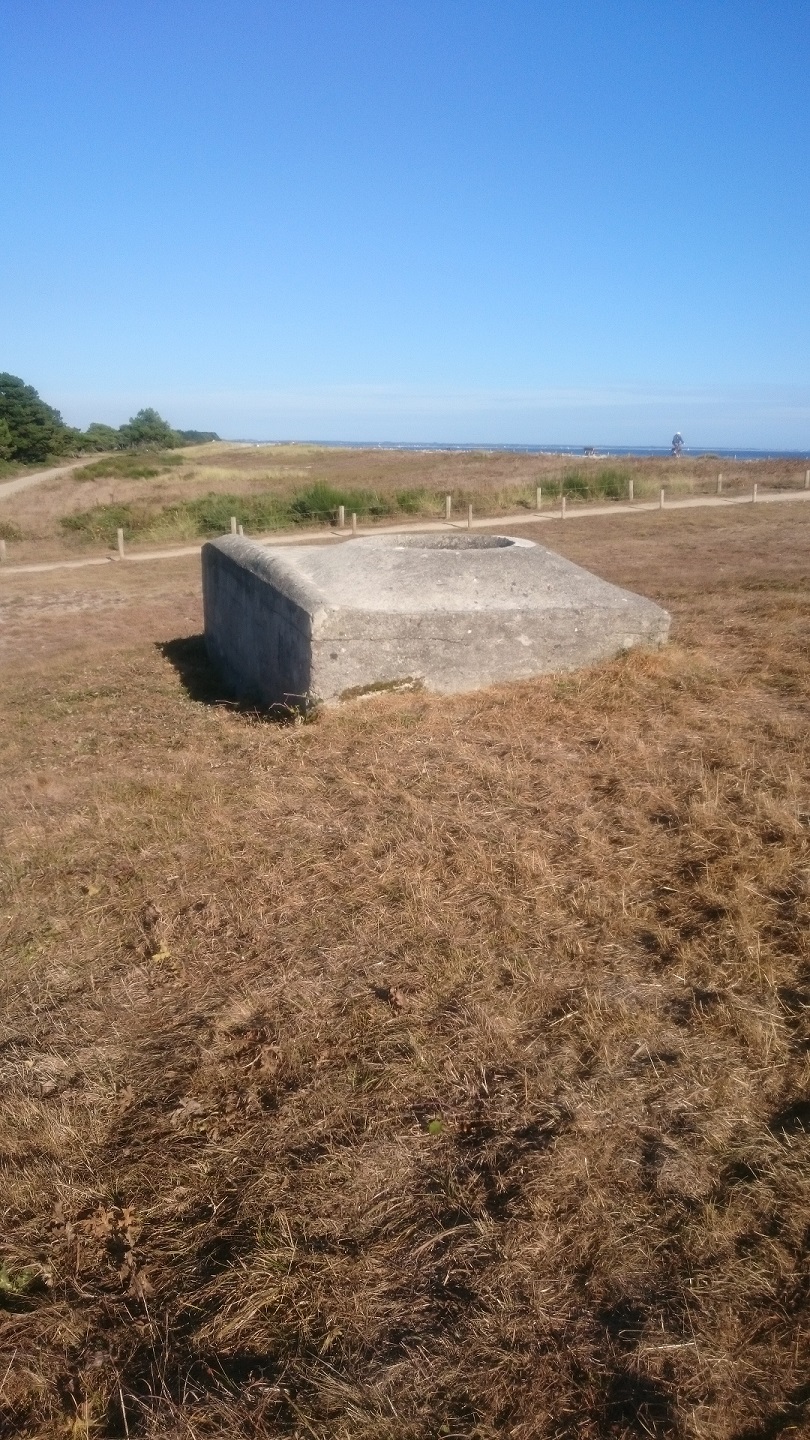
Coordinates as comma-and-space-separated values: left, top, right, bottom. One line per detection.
221, 438, 810, 456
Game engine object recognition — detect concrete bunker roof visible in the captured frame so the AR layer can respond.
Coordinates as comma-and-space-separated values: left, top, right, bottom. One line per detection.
242, 533, 643, 616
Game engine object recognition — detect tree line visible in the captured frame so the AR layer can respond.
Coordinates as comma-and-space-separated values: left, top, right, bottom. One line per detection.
0, 373, 218, 464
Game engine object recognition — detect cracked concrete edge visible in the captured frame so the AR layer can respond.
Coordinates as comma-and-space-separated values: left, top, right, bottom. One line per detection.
203, 536, 331, 616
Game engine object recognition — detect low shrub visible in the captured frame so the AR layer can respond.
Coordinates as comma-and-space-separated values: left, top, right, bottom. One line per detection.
512, 488, 537, 509
289, 482, 393, 522
61, 503, 156, 544
180, 492, 288, 535
288, 482, 348, 521
593, 466, 631, 499
0, 519, 22, 542
74, 453, 185, 481
61, 491, 289, 545
395, 487, 430, 514
556, 467, 631, 501
561, 469, 591, 499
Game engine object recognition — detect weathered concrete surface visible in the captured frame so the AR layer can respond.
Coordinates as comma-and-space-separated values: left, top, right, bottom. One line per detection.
202, 533, 670, 708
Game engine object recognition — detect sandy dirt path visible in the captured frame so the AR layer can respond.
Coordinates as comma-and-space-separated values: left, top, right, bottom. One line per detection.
0, 454, 111, 500
1, 484, 808, 575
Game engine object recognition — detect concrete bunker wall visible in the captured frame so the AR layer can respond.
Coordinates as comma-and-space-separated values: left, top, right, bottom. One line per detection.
202, 539, 317, 706
202, 532, 670, 709
308, 602, 656, 702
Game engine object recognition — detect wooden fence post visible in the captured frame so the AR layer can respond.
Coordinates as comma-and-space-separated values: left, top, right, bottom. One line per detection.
467, 504, 473, 530
0, 538, 6, 564
716, 473, 723, 495
445, 494, 452, 521
659, 488, 665, 510
117, 528, 125, 558
561, 494, 566, 519
536, 485, 542, 510
351, 512, 357, 534
338, 504, 345, 529
230, 516, 237, 534
628, 478, 634, 502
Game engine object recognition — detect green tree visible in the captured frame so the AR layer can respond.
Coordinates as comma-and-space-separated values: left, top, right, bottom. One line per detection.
0, 417, 13, 461
118, 407, 181, 450
0, 373, 69, 462
80, 422, 120, 451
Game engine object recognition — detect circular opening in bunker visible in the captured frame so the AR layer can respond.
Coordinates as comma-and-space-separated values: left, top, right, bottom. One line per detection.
390, 534, 531, 551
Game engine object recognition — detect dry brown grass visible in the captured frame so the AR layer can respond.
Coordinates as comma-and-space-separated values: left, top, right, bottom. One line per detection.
1, 443, 808, 563
1, 505, 808, 1438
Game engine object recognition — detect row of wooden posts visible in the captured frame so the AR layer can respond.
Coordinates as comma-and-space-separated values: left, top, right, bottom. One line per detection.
225, 466, 810, 543
1, 470, 808, 564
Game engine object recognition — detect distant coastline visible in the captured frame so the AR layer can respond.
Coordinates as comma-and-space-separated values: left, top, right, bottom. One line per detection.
228, 441, 810, 461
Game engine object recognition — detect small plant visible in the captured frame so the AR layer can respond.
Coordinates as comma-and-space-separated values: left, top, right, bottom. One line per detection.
395, 488, 428, 514
180, 491, 287, 536
0, 519, 22, 542
561, 470, 590, 499
0, 1260, 40, 1305
513, 488, 535, 509
288, 482, 348, 521
289, 482, 393, 522
554, 467, 631, 501
594, 466, 631, 499
61, 503, 156, 545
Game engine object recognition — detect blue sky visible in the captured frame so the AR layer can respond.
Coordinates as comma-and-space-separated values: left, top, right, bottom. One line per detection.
2, 1, 809, 446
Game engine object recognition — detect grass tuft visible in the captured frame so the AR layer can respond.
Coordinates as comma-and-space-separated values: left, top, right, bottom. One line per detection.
543, 467, 633, 501
288, 481, 395, 521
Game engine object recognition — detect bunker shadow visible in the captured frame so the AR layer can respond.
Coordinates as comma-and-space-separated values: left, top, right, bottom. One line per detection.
157, 635, 305, 724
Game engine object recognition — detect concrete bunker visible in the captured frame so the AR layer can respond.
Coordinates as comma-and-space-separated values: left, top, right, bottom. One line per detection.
202, 532, 670, 709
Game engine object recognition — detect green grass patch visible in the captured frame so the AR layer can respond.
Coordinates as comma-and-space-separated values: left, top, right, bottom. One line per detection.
546, 467, 632, 501
60, 491, 290, 546
395, 487, 430, 514
61, 503, 157, 544
560, 470, 590, 499
74, 452, 186, 481
0, 520, 22, 542
0, 1260, 40, 1303
592, 466, 632, 499
59, 482, 413, 547
288, 482, 395, 521
179, 492, 288, 535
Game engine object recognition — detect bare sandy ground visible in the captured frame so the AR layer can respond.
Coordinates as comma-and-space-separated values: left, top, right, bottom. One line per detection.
0, 455, 110, 499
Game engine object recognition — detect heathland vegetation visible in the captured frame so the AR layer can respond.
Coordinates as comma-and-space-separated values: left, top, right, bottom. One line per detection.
0, 372, 217, 467
2, 436, 808, 563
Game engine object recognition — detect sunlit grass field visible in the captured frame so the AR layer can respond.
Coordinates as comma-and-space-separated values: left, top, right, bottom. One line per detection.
1, 503, 808, 1437
2, 442, 808, 560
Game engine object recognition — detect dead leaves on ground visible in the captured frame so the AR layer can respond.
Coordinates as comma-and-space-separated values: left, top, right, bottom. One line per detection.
50, 1200, 152, 1299
374, 982, 411, 1011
